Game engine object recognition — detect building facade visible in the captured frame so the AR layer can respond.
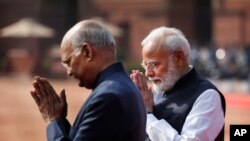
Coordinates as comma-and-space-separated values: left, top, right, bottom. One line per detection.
1, 0, 250, 75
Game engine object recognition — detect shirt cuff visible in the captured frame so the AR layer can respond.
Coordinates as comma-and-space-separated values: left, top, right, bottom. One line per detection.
147, 113, 158, 124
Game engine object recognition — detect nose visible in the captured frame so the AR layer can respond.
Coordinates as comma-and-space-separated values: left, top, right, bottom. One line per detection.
145, 68, 154, 77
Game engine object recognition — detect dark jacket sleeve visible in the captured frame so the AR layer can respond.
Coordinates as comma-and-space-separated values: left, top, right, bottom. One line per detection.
47, 94, 126, 141
71, 94, 126, 141
47, 119, 71, 141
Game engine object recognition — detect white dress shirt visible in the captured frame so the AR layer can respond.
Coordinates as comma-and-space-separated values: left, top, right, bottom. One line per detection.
147, 89, 224, 141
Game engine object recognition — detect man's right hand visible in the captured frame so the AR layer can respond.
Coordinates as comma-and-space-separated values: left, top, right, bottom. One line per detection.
130, 70, 154, 113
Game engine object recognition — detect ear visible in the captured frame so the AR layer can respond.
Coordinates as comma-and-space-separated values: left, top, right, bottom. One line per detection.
81, 43, 94, 61
173, 50, 185, 66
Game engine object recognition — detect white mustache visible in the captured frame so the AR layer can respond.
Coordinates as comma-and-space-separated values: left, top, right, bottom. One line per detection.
148, 77, 162, 81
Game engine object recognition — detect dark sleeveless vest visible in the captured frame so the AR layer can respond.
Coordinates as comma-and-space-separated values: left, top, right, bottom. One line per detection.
153, 68, 226, 141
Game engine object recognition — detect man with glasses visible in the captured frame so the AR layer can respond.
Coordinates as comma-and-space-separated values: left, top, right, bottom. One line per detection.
130, 27, 226, 141
30, 19, 146, 141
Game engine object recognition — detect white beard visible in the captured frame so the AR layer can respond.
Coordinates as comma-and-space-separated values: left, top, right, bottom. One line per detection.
149, 60, 181, 95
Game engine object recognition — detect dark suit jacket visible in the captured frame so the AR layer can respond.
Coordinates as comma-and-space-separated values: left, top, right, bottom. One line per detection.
47, 62, 146, 141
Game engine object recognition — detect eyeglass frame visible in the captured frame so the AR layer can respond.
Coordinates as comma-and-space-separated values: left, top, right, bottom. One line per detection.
141, 51, 176, 71
141, 60, 160, 71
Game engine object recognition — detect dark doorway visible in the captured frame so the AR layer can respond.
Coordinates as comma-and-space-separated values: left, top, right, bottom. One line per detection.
168, 0, 212, 46
195, 0, 212, 46
168, 0, 196, 43
117, 23, 130, 61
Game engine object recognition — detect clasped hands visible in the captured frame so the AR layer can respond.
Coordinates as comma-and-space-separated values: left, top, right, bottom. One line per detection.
30, 76, 68, 123
130, 70, 154, 113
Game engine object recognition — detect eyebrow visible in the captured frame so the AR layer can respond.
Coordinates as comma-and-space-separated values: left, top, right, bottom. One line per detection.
61, 45, 82, 64
62, 56, 71, 64
143, 60, 157, 64
61, 49, 76, 63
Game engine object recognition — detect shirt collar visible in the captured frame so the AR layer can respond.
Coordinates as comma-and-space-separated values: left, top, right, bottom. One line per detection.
93, 62, 124, 89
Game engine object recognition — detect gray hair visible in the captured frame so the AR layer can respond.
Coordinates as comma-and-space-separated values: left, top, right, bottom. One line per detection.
71, 20, 116, 49
141, 26, 191, 59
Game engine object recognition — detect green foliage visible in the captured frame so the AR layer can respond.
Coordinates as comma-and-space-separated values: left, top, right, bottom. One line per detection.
122, 60, 144, 73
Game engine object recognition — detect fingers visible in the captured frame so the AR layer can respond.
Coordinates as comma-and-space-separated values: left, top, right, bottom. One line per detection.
41, 78, 57, 97
30, 91, 40, 105
131, 70, 147, 90
41, 78, 60, 115
32, 81, 43, 99
32, 76, 52, 116
137, 72, 147, 90
131, 70, 154, 112
34, 77, 52, 114
130, 70, 139, 84
40, 78, 60, 117
33, 76, 59, 101
31, 76, 66, 122
34, 76, 48, 98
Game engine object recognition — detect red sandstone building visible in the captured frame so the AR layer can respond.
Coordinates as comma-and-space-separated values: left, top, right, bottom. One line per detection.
1, 0, 250, 74
90, 0, 250, 59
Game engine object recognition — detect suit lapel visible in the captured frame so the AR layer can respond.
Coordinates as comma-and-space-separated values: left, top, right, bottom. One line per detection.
69, 91, 95, 139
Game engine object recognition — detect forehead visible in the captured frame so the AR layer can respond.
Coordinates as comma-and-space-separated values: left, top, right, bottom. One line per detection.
60, 40, 74, 61
142, 42, 168, 61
